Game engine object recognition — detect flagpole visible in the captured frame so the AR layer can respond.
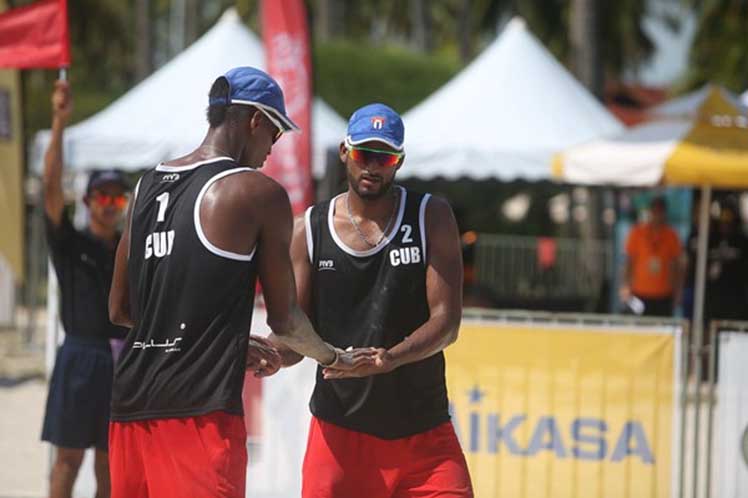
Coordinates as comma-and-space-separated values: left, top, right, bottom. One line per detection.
58, 67, 67, 81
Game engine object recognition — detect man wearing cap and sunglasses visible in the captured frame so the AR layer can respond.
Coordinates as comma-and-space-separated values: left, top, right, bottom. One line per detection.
41, 80, 130, 498
107, 67, 375, 498
269, 103, 473, 497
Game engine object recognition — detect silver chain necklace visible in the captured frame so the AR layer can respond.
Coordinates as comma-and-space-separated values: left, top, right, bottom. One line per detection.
345, 189, 399, 248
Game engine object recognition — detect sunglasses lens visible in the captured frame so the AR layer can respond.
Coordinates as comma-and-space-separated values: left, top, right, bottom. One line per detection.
377, 153, 400, 167
95, 194, 127, 208
349, 148, 365, 162
349, 148, 400, 167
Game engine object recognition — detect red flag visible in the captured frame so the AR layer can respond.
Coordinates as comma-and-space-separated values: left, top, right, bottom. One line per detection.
261, 0, 313, 214
0, 0, 70, 69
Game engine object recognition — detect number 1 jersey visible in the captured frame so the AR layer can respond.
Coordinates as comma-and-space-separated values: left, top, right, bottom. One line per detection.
112, 157, 258, 422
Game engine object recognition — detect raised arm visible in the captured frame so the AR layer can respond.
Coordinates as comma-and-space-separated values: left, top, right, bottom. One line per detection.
323, 196, 464, 379
43, 81, 72, 227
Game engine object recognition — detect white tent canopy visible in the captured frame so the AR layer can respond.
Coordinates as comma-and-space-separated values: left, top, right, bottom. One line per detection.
400, 17, 623, 181
31, 9, 346, 178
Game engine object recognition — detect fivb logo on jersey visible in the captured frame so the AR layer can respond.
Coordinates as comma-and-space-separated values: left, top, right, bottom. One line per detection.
160, 173, 180, 183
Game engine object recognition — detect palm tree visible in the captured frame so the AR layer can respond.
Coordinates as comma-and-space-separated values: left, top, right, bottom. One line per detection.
513, 0, 656, 96
683, 0, 748, 91
135, 0, 152, 82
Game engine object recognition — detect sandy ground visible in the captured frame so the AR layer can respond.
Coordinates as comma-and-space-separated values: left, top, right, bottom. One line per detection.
0, 379, 48, 498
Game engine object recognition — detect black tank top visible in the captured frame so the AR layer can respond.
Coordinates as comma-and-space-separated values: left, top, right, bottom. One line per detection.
111, 157, 258, 421
306, 186, 449, 439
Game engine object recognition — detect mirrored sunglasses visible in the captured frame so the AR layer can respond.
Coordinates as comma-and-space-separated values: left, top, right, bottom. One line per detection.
91, 193, 127, 209
347, 145, 404, 167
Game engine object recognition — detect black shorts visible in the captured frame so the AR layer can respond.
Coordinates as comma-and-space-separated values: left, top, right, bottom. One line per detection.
41, 335, 113, 451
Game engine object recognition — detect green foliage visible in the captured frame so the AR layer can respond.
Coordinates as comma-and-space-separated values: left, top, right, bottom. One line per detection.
313, 40, 461, 118
683, 0, 748, 92
513, 0, 657, 76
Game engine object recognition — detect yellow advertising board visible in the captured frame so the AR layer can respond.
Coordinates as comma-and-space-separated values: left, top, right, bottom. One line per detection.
446, 321, 681, 498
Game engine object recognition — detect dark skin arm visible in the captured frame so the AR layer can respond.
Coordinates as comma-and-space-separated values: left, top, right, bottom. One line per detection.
43, 81, 72, 228
267, 214, 309, 367
323, 196, 464, 379
109, 192, 135, 328
252, 179, 375, 369
201, 172, 373, 371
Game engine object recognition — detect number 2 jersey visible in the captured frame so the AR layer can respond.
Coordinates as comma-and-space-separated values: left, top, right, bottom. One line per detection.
305, 186, 450, 439
111, 157, 258, 422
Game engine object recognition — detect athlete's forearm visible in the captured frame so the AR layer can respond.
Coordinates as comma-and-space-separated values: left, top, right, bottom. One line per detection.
268, 307, 336, 366
266, 332, 304, 367
386, 312, 460, 368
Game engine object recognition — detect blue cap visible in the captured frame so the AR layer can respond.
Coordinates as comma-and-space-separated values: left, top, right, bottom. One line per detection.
346, 103, 404, 151
209, 66, 300, 132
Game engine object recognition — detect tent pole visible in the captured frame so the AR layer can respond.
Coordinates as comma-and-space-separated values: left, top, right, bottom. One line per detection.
691, 184, 711, 498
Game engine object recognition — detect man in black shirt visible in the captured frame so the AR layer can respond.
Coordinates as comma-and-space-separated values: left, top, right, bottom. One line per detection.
41, 80, 129, 498
107, 67, 373, 498
275, 104, 473, 498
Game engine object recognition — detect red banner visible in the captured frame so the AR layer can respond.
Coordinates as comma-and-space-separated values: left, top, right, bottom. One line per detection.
0, 0, 70, 69
261, 0, 313, 214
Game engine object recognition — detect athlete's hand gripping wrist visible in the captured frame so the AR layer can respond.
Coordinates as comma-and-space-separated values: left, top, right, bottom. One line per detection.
246, 335, 282, 378
319, 344, 378, 370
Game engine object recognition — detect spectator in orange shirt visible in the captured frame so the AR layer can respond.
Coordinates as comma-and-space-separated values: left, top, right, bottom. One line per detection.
620, 197, 684, 317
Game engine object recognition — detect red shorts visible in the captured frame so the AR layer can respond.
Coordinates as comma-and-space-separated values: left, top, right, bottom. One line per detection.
302, 417, 473, 498
109, 411, 247, 498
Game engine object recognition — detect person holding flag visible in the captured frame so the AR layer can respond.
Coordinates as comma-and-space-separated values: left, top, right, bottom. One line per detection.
0, 1, 124, 496
41, 80, 129, 498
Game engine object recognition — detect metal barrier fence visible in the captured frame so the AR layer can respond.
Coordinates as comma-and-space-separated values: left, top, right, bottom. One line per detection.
473, 235, 613, 309
705, 320, 748, 498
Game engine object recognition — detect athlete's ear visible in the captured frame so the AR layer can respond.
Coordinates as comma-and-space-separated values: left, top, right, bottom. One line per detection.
338, 141, 348, 164
249, 110, 263, 133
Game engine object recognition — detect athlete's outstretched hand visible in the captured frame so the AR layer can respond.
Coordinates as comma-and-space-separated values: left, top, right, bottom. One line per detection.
324, 346, 379, 371
322, 348, 394, 378
247, 335, 282, 378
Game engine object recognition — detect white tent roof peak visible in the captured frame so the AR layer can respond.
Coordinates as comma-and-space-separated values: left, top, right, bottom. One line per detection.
505, 16, 527, 30
31, 8, 346, 178
400, 16, 623, 180
219, 6, 240, 23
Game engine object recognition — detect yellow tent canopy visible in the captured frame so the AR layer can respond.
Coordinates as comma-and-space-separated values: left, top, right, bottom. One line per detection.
552, 86, 748, 188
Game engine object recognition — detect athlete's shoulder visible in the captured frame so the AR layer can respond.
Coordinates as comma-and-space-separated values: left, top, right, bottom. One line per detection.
209, 168, 284, 203
423, 194, 455, 225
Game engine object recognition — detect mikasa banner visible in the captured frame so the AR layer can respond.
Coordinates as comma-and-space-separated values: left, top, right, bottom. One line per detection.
446, 321, 682, 498
716, 331, 748, 498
